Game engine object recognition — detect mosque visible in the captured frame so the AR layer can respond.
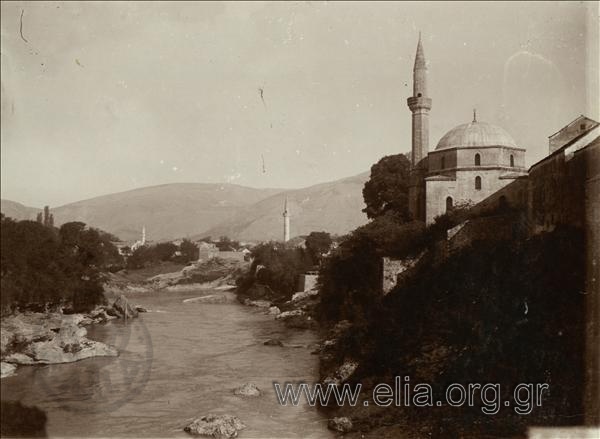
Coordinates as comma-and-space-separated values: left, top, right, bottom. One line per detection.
406, 35, 528, 224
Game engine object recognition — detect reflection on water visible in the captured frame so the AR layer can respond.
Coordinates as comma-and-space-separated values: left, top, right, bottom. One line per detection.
0, 290, 334, 438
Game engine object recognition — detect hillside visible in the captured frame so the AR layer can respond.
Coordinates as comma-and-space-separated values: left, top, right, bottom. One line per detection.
48, 183, 283, 242
0, 200, 40, 221
200, 172, 370, 241
1, 174, 370, 242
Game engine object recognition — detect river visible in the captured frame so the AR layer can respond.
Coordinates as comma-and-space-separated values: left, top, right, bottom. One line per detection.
0, 290, 334, 438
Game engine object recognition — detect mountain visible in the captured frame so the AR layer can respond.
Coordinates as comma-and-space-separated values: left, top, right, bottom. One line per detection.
1, 173, 370, 242
200, 172, 370, 241
0, 200, 40, 221
48, 183, 283, 242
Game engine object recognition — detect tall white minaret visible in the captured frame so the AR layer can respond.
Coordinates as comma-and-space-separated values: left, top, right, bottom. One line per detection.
283, 197, 290, 242
407, 32, 432, 222
407, 32, 432, 167
141, 225, 146, 245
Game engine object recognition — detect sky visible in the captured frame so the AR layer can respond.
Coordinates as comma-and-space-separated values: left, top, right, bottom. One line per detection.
1, 1, 598, 207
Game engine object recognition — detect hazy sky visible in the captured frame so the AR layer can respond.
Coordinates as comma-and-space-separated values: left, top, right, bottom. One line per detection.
1, 1, 598, 207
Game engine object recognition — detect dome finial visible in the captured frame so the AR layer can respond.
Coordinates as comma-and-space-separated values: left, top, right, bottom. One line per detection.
473, 108, 477, 123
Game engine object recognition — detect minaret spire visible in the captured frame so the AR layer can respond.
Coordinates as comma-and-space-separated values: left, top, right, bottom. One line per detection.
407, 33, 432, 222
407, 33, 432, 166
283, 197, 290, 242
473, 108, 477, 123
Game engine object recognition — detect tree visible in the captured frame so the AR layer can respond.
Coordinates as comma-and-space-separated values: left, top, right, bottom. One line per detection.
305, 231, 332, 264
362, 153, 411, 220
154, 242, 177, 261
180, 239, 198, 262
216, 236, 240, 251
236, 242, 313, 301
0, 217, 119, 314
43, 206, 51, 227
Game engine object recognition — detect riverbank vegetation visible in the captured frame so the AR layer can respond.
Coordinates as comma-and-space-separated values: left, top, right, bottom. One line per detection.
313, 153, 587, 436
125, 238, 199, 269
235, 242, 314, 303
1, 215, 123, 314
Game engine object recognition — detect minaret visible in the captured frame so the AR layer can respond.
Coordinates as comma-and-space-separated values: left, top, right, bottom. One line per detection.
141, 225, 146, 245
283, 197, 290, 242
407, 32, 432, 167
407, 33, 432, 222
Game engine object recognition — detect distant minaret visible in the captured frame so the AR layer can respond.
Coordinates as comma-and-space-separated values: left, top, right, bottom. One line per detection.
283, 197, 290, 242
407, 32, 432, 167
141, 225, 146, 245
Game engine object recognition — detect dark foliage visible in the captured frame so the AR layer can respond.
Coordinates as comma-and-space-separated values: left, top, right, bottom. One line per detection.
305, 231, 333, 265
356, 225, 586, 430
215, 236, 240, 251
1, 215, 123, 314
236, 242, 313, 302
179, 238, 199, 262
362, 154, 411, 220
0, 401, 47, 437
318, 215, 426, 323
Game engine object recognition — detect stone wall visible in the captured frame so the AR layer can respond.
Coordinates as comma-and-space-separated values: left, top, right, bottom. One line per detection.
425, 169, 524, 224
297, 274, 318, 292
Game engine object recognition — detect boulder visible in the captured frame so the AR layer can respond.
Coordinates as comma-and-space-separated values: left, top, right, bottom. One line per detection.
112, 295, 139, 319
2, 313, 118, 365
105, 306, 121, 318
328, 417, 353, 433
135, 305, 148, 313
323, 360, 359, 386
233, 383, 261, 397
243, 299, 271, 308
24, 322, 118, 364
1, 362, 17, 378
267, 306, 281, 316
184, 414, 246, 438
290, 289, 319, 303
275, 309, 304, 320
4, 352, 34, 365
263, 339, 283, 347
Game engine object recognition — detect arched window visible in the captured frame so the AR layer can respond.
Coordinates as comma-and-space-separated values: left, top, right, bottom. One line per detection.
441, 156, 445, 169
446, 196, 453, 212
510, 154, 514, 167
475, 176, 482, 190
474, 153, 481, 166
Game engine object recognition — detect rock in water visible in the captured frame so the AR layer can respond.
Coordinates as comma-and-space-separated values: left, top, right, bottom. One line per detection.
233, 383, 261, 397
263, 339, 283, 347
112, 295, 139, 319
328, 417, 353, 433
1, 362, 17, 378
184, 414, 246, 438
135, 305, 148, 313
267, 306, 281, 316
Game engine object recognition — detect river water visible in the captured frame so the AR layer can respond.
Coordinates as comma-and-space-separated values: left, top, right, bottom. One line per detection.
1, 290, 334, 438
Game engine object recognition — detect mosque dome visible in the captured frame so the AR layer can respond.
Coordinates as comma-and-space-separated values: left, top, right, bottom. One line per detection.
435, 120, 518, 150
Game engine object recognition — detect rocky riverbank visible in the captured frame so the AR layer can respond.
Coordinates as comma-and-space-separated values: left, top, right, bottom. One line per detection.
104, 258, 247, 296
0, 294, 144, 378
237, 284, 320, 331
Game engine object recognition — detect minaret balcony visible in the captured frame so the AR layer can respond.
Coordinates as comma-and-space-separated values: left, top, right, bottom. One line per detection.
407, 96, 432, 112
